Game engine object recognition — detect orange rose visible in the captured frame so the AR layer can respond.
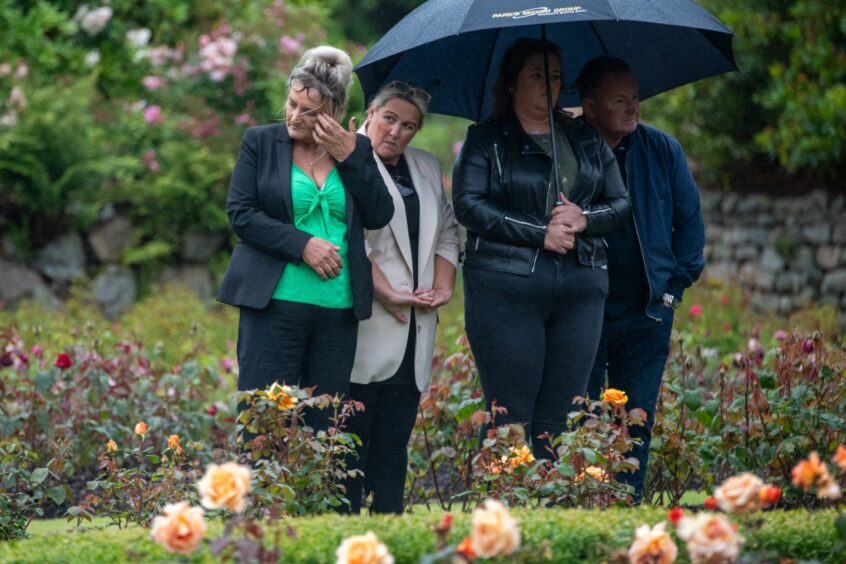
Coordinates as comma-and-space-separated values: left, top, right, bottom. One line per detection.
628, 522, 678, 564
791, 451, 840, 498
134, 421, 148, 436
167, 435, 180, 450
150, 501, 206, 554
197, 462, 252, 512
791, 451, 827, 490
832, 445, 846, 472
266, 382, 298, 411
456, 536, 476, 560
676, 513, 744, 564
106, 439, 118, 453
470, 499, 520, 558
714, 472, 764, 513
335, 531, 394, 564
759, 485, 781, 506
602, 388, 629, 406
508, 445, 535, 468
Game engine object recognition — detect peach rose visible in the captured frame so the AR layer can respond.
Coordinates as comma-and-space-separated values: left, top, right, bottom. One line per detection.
832, 445, 846, 472
168, 434, 184, 455
628, 522, 678, 564
586, 466, 608, 481
150, 501, 206, 554
602, 388, 629, 406
471, 499, 520, 558
335, 531, 394, 564
266, 382, 298, 411
134, 421, 148, 436
197, 462, 251, 512
676, 513, 744, 564
106, 439, 118, 453
714, 473, 763, 513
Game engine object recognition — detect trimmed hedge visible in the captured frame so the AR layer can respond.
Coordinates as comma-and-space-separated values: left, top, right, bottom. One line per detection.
0, 508, 840, 563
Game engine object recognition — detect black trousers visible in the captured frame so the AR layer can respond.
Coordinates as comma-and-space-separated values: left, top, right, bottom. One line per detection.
237, 299, 358, 432
342, 382, 421, 514
463, 251, 608, 460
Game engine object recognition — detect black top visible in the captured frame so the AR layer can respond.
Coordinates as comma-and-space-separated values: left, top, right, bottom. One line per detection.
377, 154, 418, 387
604, 135, 649, 320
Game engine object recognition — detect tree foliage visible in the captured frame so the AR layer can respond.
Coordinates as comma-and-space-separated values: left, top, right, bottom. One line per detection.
649, 0, 846, 185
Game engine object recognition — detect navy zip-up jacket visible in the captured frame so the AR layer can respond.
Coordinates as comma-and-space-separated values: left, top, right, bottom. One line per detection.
625, 123, 705, 322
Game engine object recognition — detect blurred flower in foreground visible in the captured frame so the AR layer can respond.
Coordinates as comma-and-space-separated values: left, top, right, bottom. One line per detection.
150, 501, 206, 554
197, 461, 251, 512
335, 531, 393, 564
471, 499, 520, 558
628, 522, 678, 564
676, 513, 743, 564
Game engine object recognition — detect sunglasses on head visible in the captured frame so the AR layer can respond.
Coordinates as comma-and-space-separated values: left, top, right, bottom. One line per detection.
385, 80, 432, 106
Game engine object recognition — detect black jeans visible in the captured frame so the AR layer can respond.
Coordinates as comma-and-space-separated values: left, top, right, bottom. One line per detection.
342, 383, 421, 514
586, 310, 674, 502
237, 299, 358, 432
463, 251, 608, 460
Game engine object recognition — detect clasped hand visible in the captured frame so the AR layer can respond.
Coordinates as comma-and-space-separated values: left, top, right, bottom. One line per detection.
302, 237, 342, 280
380, 287, 452, 324
544, 196, 587, 254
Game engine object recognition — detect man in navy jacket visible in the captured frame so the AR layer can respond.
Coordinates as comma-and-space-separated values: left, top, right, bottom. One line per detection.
579, 57, 706, 503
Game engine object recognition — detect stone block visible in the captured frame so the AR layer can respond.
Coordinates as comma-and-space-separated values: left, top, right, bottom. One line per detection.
35, 232, 86, 281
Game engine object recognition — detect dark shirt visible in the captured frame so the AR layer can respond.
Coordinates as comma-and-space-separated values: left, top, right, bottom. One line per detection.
604, 136, 649, 320
377, 155, 418, 387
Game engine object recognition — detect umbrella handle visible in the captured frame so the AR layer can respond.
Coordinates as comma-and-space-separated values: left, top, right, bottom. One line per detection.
541, 24, 564, 209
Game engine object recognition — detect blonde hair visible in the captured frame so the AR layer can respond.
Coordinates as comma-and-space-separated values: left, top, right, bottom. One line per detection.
289, 45, 353, 121
367, 82, 429, 129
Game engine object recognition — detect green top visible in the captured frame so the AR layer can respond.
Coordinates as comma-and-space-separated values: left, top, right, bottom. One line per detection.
273, 165, 353, 308
530, 125, 580, 212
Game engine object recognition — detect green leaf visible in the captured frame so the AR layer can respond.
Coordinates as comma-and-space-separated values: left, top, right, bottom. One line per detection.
47, 486, 67, 505
33, 371, 56, 393
30, 467, 49, 484
835, 513, 846, 540
683, 390, 703, 411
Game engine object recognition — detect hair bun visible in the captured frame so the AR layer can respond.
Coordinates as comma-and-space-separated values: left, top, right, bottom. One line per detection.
300, 45, 353, 89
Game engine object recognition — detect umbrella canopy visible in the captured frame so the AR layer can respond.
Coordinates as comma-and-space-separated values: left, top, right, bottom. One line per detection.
355, 0, 737, 121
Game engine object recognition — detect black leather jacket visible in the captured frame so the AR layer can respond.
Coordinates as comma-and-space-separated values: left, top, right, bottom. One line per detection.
452, 112, 631, 274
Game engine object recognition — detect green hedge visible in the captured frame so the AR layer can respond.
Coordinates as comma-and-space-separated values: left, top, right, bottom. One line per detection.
1, 508, 840, 563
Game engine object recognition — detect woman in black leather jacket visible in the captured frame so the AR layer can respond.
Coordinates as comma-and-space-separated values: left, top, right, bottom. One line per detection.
452, 38, 631, 459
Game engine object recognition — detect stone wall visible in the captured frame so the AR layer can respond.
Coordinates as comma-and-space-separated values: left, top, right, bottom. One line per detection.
0, 209, 224, 319
2, 189, 845, 325
701, 189, 846, 322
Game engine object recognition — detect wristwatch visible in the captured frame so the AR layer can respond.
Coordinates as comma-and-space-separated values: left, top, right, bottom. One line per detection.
662, 293, 681, 310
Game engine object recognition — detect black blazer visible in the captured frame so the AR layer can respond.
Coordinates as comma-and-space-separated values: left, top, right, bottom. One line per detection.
216, 123, 394, 320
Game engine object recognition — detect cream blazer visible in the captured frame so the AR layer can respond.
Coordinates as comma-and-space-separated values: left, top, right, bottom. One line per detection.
351, 138, 460, 391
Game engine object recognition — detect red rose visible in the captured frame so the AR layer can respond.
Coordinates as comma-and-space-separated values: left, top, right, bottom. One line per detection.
668, 507, 683, 524
54, 353, 73, 370
207, 404, 218, 416
703, 496, 718, 510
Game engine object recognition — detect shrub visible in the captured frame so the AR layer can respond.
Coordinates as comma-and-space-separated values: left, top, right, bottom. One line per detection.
0, 508, 841, 563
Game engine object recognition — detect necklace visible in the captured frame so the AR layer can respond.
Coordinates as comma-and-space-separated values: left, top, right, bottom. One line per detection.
306, 149, 328, 167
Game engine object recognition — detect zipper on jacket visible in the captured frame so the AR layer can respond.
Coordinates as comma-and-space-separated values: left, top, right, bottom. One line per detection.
504, 216, 547, 231
492, 143, 503, 180
475, 234, 481, 251
626, 157, 662, 323
531, 249, 540, 273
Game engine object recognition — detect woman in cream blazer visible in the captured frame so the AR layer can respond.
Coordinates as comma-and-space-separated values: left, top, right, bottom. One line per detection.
344, 81, 459, 514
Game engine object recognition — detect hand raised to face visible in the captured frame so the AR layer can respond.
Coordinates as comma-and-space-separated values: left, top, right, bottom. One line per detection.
313, 113, 357, 162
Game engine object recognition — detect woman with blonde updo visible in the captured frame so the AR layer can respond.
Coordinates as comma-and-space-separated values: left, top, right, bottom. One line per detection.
217, 46, 394, 431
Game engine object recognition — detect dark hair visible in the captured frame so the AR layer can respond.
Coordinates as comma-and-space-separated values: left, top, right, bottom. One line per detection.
490, 38, 561, 119
575, 57, 633, 100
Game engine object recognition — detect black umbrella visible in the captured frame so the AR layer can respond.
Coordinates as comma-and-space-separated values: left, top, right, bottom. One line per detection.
354, 0, 738, 121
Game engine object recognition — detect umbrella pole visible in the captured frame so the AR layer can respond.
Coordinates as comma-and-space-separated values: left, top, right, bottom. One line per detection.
541, 24, 563, 208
